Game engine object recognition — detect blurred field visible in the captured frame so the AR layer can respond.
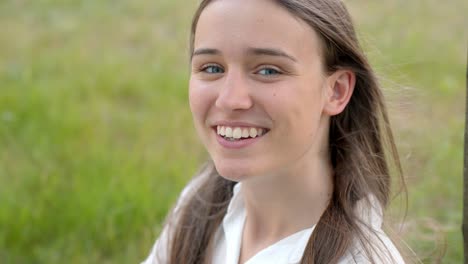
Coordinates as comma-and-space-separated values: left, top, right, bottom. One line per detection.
0, 0, 466, 263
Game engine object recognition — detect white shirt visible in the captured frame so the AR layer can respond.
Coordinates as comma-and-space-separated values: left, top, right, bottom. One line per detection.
142, 179, 405, 264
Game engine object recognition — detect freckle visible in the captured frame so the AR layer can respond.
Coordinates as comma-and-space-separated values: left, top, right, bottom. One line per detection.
273, 93, 276, 97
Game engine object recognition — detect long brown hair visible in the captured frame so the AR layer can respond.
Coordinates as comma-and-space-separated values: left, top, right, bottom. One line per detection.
165, 0, 406, 263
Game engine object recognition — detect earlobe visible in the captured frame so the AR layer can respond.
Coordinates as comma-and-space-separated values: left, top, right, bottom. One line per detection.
323, 70, 356, 116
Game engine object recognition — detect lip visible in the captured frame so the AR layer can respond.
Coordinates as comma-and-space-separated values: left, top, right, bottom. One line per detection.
210, 120, 270, 149
214, 130, 267, 149
211, 121, 269, 130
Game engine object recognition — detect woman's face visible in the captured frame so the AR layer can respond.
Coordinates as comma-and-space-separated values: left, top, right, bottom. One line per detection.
189, 0, 331, 181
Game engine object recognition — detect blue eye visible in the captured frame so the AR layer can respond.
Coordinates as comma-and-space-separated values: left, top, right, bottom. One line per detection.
258, 68, 280, 76
203, 65, 224, 74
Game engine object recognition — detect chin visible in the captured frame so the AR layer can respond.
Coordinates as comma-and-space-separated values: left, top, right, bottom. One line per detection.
213, 161, 256, 182
216, 167, 249, 182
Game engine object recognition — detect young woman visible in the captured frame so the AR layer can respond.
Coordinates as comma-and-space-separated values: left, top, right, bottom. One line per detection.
143, 0, 407, 263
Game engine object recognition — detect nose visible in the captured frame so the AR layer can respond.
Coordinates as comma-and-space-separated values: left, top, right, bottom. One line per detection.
215, 69, 253, 111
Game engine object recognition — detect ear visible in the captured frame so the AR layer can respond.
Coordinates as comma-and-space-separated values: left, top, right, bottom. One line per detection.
323, 70, 356, 116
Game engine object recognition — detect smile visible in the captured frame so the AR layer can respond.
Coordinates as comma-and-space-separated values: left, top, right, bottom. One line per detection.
213, 125, 270, 149
216, 125, 268, 141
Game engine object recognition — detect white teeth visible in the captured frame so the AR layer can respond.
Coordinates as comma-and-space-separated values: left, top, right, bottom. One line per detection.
216, 125, 267, 139
241, 128, 250, 138
233, 127, 242, 139
257, 128, 264, 136
249, 127, 257, 138
225, 127, 233, 138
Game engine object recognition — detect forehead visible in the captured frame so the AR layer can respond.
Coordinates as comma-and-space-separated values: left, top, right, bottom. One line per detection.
194, 0, 322, 59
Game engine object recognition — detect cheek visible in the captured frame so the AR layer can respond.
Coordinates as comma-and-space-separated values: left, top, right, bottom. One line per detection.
274, 84, 325, 140
189, 79, 210, 122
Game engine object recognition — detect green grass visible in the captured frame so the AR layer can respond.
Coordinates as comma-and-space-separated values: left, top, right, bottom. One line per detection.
0, 0, 466, 263
349, 1, 466, 262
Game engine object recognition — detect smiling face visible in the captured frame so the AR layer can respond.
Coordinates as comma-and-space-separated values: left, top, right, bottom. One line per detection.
189, 0, 333, 181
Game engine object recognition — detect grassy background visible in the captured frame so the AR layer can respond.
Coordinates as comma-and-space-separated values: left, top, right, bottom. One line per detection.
0, 0, 466, 263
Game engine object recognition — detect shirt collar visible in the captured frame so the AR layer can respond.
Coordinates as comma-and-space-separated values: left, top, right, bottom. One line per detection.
221, 182, 246, 264
223, 182, 316, 263
221, 182, 383, 263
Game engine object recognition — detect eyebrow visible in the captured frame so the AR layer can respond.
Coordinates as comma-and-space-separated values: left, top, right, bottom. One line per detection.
192, 48, 220, 58
247, 47, 297, 62
191, 47, 297, 62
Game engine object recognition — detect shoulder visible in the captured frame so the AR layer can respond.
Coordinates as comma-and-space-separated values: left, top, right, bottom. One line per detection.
339, 195, 406, 264
338, 230, 405, 264
141, 168, 212, 264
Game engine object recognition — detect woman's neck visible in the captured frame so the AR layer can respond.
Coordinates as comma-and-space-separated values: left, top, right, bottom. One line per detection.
240, 153, 333, 246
